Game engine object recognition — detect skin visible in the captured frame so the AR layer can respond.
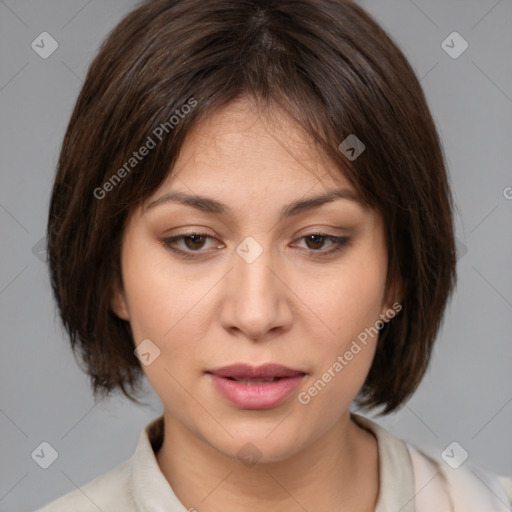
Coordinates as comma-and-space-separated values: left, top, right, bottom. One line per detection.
111, 96, 398, 512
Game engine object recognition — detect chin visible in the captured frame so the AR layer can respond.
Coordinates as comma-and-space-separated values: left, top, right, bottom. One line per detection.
207, 427, 308, 465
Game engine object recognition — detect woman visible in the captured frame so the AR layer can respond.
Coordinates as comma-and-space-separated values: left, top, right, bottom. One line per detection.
39, 0, 512, 510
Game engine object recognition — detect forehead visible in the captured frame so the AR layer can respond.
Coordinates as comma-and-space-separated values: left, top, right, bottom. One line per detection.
144, 97, 355, 209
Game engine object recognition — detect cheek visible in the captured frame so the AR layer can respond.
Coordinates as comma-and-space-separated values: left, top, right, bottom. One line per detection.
297, 346, 376, 436
121, 246, 207, 416
299, 254, 387, 344
296, 272, 383, 421
120, 240, 217, 405
121, 237, 211, 342
293, 242, 386, 412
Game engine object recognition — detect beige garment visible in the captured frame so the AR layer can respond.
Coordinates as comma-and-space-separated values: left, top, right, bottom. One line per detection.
354, 414, 512, 511
36, 413, 512, 512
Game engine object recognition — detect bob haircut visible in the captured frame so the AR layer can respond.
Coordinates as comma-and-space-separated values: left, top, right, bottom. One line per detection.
47, 0, 457, 414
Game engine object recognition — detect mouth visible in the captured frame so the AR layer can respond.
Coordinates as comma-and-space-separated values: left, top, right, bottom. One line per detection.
206, 363, 307, 409
207, 362, 306, 379
223, 376, 282, 384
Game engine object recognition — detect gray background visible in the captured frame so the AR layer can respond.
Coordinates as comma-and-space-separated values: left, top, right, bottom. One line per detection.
0, 0, 511, 510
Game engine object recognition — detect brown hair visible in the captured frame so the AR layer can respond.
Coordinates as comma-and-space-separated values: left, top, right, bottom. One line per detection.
47, 0, 457, 414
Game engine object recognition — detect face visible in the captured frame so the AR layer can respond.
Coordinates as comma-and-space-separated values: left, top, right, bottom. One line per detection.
111, 97, 395, 463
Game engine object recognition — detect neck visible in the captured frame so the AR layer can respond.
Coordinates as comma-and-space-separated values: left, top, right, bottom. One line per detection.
156, 412, 379, 512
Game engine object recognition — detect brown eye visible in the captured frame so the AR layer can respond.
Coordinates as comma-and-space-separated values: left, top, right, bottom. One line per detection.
161, 233, 219, 259
304, 234, 328, 250
297, 233, 351, 255
182, 234, 208, 250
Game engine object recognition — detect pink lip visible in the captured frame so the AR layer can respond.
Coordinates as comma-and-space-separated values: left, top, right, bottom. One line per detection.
206, 363, 306, 409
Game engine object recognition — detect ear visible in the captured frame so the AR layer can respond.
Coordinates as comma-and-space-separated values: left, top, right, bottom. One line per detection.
381, 276, 404, 317
110, 279, 130, 321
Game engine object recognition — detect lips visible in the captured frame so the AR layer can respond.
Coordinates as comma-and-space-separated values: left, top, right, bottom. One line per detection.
207, 363, 305, 379
206, 363, 306, 409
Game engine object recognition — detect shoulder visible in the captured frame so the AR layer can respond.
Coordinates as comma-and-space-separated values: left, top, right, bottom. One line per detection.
35, 459, 135, 512
35, 414, 170, 512
405, 442, 512, 511
498, 475, 512, 501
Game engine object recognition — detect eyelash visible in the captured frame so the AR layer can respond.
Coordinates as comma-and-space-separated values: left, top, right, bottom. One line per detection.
160, 232, 351, 259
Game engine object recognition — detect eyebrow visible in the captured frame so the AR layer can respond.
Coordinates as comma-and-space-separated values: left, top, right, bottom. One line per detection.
146, 188, 361, 222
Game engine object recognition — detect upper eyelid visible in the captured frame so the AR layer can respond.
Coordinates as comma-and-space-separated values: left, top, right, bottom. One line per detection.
166, 230, 343, 241
163, 223, 351, 239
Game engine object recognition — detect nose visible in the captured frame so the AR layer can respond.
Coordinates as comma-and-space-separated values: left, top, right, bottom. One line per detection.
219, 238, 293, 342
